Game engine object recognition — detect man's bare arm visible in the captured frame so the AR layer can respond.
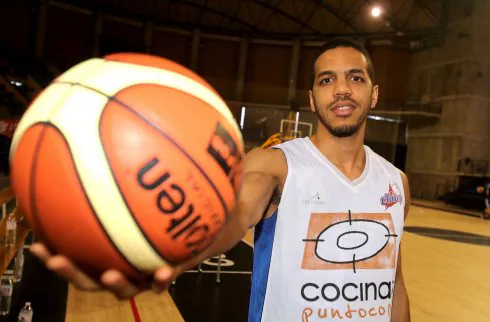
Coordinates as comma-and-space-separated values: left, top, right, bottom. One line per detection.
391, 171, 411, 322
174, 147, 287, 273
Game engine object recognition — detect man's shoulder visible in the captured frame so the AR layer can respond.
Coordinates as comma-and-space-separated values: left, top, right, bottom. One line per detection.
244, 146, 288, 178
245, 145, 286, 160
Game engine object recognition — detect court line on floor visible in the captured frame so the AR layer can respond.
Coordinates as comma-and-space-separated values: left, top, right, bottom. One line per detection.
129, 297, 142, 322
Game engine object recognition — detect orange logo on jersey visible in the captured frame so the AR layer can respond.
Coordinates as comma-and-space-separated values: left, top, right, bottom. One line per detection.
301, 212, 398, 272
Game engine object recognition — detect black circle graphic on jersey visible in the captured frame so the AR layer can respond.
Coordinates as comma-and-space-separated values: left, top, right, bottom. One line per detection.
336, 231, 369, 250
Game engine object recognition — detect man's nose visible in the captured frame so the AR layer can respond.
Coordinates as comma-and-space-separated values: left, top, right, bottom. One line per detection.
333, 79, 352, 99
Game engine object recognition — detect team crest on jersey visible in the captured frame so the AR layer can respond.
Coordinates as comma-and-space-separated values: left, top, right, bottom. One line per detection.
380, 181, 403, 210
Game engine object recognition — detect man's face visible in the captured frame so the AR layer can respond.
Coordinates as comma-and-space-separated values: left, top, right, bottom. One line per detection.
309, 46, 378, 137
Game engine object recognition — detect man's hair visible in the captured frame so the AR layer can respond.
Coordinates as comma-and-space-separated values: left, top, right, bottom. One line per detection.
310, 37, 375, 89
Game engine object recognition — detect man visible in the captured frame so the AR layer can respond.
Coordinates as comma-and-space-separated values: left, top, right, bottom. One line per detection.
31, 37, 411, 321
477, 182, 490, 219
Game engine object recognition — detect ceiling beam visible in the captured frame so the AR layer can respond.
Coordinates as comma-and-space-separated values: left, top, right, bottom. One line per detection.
222, 1, 245, 29
250, 0, 322, 34
164, 0, 260, 32
254, 0, 283, 30
51, 0, 260, 32
298, 27, 444, 40
197, 0, 209, 25
441, 0, 450, 27
414, 0, 442, 27
315, 0, 360, 33
297, 1, 322, 33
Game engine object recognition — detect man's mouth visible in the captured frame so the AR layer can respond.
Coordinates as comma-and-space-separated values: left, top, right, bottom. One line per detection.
331, 103, 356, 116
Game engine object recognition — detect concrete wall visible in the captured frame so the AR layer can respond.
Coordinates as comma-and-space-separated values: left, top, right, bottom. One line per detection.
406, 0, 490, 198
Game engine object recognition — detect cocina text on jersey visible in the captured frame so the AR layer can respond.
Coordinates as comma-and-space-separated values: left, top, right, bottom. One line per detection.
301, 280, 396, 303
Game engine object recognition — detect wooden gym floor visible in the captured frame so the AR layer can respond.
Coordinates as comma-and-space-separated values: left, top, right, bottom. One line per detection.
6, 204, 490, 322
65, 205, 490, 322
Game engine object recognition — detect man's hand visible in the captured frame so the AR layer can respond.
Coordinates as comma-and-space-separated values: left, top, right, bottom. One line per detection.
30, 243, 180, 300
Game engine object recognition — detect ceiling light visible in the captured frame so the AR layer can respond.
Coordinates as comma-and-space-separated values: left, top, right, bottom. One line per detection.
371, 7, 382, 17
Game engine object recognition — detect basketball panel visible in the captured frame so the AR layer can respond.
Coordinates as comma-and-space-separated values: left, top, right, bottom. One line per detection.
112, 83, 243, 211
49, 84, 168, 272
53, 58, 105, 85
31, 124, 142, 280
100, 100, 227, 262
10, 83, 74, 159
10, 124, 45, 228
74, 59, 242, 138
104, 53, 218, 94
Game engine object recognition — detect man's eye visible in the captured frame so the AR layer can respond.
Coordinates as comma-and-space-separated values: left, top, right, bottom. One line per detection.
320, 78, 332, 85
352, 76, 364, 82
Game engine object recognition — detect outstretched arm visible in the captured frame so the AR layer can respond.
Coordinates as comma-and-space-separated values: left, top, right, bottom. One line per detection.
168, 147, 286, 275
391, 172, 411, 322
31, 147, 287, 299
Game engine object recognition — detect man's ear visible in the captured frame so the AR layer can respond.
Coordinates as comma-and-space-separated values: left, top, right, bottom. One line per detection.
370, 85, 379, 110
309, 90, 316, 113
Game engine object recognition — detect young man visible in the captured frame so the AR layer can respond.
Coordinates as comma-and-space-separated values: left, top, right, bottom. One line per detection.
31, 37, 411, 321
477, 182, 490, 219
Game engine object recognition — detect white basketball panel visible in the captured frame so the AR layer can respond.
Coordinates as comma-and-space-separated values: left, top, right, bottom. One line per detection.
73, 60, 242, 140
49, 85, 169, 271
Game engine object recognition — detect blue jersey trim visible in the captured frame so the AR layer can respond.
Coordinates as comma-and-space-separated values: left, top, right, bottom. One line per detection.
247, 210, 278, 322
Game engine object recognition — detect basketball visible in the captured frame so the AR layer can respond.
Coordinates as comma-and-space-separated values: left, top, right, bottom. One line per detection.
8, 53, 244, 281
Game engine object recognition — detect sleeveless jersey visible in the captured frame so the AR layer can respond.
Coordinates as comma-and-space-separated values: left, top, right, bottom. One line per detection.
248, 137, 406, 322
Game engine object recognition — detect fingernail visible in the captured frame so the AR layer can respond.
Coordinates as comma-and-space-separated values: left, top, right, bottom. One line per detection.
46, 256, 62, 270
156, 269, 172, 282
102, 270, 120, 284
29, 243, 40, 253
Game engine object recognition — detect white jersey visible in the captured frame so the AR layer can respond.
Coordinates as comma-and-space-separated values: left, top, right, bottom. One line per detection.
248, 138, 406, 322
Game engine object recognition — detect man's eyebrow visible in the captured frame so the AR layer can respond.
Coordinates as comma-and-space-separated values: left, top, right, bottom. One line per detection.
316, 69, 366, 78
316, 70, 334, 78
349, 69, 365, 74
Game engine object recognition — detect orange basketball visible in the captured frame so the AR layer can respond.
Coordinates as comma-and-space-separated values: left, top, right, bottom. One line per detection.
9, 53, 244, 281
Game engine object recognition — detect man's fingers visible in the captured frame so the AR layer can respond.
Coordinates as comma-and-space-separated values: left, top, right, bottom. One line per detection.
46, 255, 102, 291
101, 270, 142, 300
151, 266, 175, 292
30, 243, 52, 263
30, 243, 148, 299
31, 243, 101, 291
30, 243, 171, 298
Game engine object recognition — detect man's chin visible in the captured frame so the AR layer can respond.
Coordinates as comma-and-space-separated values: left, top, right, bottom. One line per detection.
327, 124, 359, 138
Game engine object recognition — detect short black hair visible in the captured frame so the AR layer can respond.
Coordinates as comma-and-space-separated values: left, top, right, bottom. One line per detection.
310, 37, 375, 89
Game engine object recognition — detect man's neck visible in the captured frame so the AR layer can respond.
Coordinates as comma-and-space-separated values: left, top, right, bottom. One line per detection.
310, 123, 367, 180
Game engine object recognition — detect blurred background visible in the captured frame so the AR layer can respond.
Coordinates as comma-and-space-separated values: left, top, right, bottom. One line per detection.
0, 0, 488, 208
0, 1, 489, 321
